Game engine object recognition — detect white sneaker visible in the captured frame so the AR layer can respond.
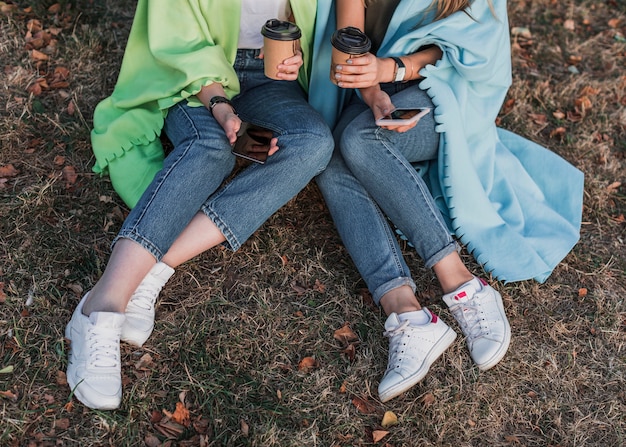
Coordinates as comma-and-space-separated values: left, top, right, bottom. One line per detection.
442, 278, 511, 371
121, 262, 174, 347
65, 293, 125, 410
378, 308, 457, 403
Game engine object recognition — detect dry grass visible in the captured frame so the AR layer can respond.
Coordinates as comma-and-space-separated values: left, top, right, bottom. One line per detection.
1, 0, 625, 446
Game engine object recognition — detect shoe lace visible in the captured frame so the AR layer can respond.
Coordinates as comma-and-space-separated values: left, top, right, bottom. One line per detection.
383, 320, 412, 370
129, 281, 161, 311
448, 301, 489, 347
87, 326, 120, 369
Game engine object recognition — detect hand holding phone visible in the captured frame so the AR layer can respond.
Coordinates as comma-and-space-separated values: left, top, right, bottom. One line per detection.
232, 123, 273, 164
375, 108, 430, 126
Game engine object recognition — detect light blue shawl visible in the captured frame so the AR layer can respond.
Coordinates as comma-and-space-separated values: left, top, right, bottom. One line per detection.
310, 0, 584, 283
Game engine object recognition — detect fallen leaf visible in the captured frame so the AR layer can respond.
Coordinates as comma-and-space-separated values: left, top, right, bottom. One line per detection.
313, 278, 326, 293
298, 356, 318, 372
381, 411, 398, 428
290, 281, 307, 295
144, 434, 161, 447
170, 402, 191, 427
0, 390, 18, 402
574, 96, 592, 113
608, 18, 621, 28
0, 365, 13, 374
563, 19, 575, 30
54, 418, 70, 430
421, 393, 436, 406
578, 288, 588, 297
607, 181, 621, 192
528, 113, 547, 125
334, 323, 359, 343
552, 110, 566, 120
240, 419, 249, 437
56, 370, 67, 385
339, 380, 348, 394
352, 396, 377, 414
134, 353, 153, 371
341, 343, 356, 362
30, 48, 48, 61
0, 164, 18, 177
62, 165, 77, 186
372, 430, 389, 443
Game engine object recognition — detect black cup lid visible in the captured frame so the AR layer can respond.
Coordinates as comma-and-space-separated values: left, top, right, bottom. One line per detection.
331, 27, 372, 54
261, 19, 301, 41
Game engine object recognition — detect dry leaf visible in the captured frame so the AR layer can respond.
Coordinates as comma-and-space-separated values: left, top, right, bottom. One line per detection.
341, 343, 356, 362
30, 49, 48, 61
62, 165, 77, 185
421, 393, 436, 406
298, 356, 317, 372
607, 181, 622, 192
334, 323, 359, 343
563, 19, 575, 30
608, 18, 621, 28
0, 164, 18, 177
313, 278, 326, 292
381, 411, 398, 428
352, 396, 377, 414
240, 419, 249, 437
372, 430, 389, 443
291, 281, 307, 295
171, 402, 191, 427
134, 353, 153, 371
574, 96, 592, 113
339, 381, 348, 394
578, 288, 588, 297
528, 113, 547, 125
552, 110, 565, 120
54, 418, 70, 430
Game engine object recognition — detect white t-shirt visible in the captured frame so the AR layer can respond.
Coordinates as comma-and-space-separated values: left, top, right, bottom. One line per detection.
239, 0, 292, 49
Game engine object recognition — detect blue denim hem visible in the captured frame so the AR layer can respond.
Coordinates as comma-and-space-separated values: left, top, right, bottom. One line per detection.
372, 276, 416, 306
423, 241, 458, 269
201, 204, 241, 252
112, 231, 163, 262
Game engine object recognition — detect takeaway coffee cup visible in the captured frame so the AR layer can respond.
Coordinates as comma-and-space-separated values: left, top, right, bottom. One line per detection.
261, 19, 302, 80
330, 26, 372, 83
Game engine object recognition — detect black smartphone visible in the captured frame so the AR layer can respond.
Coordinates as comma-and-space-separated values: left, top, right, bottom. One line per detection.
375, 108, 430, 126
232, 124, 273, 164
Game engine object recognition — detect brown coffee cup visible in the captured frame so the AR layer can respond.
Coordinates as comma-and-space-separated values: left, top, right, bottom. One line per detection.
330, 27, 372, 83
261, 19, 301, 80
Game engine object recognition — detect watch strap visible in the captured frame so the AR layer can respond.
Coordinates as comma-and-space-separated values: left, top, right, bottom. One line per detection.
209, 96, 235, 115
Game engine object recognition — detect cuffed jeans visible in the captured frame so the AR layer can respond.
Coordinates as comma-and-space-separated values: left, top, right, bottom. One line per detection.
114, 49, 333, 259
316, 81, 456, 305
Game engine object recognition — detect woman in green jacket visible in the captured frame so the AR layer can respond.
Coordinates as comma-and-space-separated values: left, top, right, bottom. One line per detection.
65, 0, 333, 410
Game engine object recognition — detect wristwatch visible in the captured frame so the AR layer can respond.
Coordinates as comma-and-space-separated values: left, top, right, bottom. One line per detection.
391, 57, 406, 83
209, 96, 236, 115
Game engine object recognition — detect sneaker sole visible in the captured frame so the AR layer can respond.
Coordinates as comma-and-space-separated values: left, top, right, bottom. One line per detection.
379, 327, 457, 403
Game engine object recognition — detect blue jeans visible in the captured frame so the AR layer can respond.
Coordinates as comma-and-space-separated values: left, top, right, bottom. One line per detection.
115, 49, 333, 258
316, 82, 456, 305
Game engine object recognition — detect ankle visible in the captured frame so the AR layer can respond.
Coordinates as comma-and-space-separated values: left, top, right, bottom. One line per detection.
380, 287, 422, 316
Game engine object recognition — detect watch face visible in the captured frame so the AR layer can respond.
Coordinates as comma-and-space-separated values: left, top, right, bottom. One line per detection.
396, 67, 406, 82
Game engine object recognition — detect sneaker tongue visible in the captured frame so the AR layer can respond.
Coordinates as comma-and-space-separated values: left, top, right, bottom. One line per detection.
384, 313, 402, 331
444, 279, 480, 305
89, 312, 125, 328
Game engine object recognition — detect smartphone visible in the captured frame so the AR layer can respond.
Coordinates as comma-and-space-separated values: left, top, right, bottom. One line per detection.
232, 123, 272, 164
375, 108, 430, 126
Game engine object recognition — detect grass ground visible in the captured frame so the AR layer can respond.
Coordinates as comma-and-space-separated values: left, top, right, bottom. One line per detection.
1, 0, 624, 446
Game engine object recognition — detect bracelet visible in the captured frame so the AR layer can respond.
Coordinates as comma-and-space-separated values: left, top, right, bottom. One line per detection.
406, 56, 415, 81
209, 96, 236, 116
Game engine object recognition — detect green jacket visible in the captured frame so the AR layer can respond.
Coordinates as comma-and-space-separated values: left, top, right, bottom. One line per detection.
91, 0, 317, 208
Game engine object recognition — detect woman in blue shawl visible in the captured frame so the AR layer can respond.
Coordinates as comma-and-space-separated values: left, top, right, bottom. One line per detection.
311, 0, 583, 403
